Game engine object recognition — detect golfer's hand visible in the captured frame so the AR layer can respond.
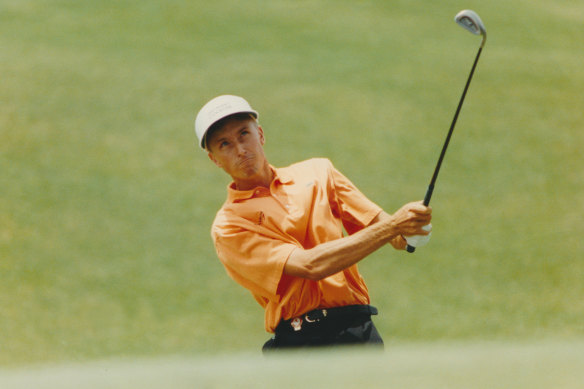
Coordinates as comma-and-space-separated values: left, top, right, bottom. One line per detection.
389, 234, 407, 250
391, 201, 432, 244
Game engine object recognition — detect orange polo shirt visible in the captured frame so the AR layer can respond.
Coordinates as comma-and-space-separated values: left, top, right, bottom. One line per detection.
211, 158, 383, 332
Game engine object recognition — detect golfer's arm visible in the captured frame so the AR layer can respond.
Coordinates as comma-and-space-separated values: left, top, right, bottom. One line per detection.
376, 211, 408, 250
284, 213, 398, 281
368, 211, 406, 250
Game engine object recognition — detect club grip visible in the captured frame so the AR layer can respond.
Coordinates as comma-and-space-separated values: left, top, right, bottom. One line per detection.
406, 185, 433, 254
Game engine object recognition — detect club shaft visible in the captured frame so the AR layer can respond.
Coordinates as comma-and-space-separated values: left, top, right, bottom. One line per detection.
424, 45, 483, 206
406, 45, 483, 253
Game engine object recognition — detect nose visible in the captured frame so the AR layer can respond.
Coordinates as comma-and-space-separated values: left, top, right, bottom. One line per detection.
235, 141, 246, 156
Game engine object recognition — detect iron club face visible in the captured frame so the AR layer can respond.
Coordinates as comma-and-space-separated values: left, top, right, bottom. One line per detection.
455, 9, 487, 47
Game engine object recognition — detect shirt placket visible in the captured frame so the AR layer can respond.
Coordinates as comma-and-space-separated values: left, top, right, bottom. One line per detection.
268, 185, 293, 214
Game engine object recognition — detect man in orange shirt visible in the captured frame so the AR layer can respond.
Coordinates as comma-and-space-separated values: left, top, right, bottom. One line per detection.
195, 95, 432, 351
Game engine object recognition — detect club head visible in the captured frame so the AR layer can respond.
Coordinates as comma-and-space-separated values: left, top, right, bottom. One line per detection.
455, 10, 487, 47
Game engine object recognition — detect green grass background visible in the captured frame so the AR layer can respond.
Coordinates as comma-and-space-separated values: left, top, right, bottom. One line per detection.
1, 0, 583, 367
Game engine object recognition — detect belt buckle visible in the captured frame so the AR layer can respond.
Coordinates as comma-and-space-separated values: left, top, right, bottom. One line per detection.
305, 309, 327, 323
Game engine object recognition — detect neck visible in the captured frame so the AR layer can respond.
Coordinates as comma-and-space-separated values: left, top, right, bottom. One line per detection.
233, 162, 274, 191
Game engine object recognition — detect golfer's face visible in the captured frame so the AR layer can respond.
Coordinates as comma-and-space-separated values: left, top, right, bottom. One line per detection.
207, 117, 266, 182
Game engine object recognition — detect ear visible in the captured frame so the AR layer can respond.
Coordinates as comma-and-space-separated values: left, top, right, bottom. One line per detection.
208, 151, 222, 168
257, 125, 265, 146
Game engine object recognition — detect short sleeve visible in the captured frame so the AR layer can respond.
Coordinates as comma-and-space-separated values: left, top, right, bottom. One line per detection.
212, 223, 298, 302
328, 161, 382, 235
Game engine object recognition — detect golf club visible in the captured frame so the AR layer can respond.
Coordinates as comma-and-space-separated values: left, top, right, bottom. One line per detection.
406, 10, 486, 253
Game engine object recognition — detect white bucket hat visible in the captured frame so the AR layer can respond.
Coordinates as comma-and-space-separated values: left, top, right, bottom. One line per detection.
194, 95, 259, 149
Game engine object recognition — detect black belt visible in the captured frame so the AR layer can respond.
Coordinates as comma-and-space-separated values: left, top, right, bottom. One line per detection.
277, 304, 378, 333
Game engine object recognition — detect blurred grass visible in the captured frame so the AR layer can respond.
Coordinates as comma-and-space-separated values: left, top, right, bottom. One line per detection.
1, 0, 583, 365
2, 341, 584, 389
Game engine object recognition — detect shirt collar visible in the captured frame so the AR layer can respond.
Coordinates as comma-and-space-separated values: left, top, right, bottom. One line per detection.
274, 166, 293, 185
226, 165, 294, 203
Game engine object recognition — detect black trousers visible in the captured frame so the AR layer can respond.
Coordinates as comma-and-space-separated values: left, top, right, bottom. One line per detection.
262, 305, 384, 353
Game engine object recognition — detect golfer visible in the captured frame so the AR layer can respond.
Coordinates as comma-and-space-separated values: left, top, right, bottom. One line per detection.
195, 95, 432, 351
